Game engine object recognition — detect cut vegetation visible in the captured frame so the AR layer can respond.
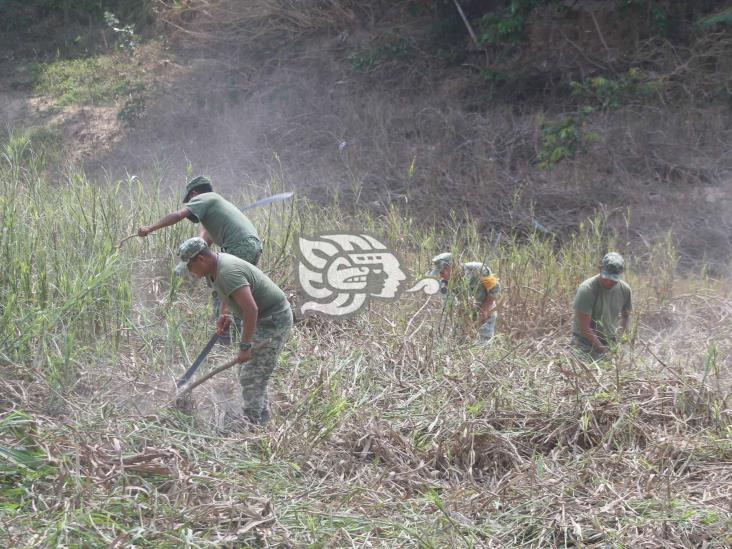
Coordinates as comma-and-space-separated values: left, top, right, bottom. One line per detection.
1, 1, 731, 547
0, 137, 730, 547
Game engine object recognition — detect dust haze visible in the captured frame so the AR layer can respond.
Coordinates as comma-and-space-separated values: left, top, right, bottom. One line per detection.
2, 0, 731, 270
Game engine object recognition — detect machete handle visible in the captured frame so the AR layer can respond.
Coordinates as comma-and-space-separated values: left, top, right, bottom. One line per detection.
174, 339, 271, 398
117, 234, 139, 248
117, 232, 159, 250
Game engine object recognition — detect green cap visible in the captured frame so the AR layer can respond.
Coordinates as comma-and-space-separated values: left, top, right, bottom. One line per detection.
175, 237, 208, 275
428, 252, 452, 277
183, 175, 212, 203
600, 252, 625, 281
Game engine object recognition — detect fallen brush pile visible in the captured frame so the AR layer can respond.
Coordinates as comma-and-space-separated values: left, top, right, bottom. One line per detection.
1, 310, 730, 547
0, 144, 730, 546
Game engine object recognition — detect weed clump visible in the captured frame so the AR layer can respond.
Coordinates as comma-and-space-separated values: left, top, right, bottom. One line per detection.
0, 139, 730, 547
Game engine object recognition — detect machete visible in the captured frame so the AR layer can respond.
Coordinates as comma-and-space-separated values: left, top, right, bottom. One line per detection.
240, 191, 294, 212
176, 333, 220, 388
174, 339, 270, 400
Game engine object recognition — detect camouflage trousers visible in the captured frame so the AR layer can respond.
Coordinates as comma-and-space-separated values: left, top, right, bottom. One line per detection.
222, 236, 262, 267
475, 311, 498, 343
237, 308, 292, 425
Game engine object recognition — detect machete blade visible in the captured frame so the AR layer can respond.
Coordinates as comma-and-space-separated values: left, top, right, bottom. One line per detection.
176, 333, 220, 388
241, 191, 294, 212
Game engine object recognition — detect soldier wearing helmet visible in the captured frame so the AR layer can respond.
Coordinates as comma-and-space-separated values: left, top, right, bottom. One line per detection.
138, 176, 262, 343
428, 252, 501, 343
571, 252, 632, 360
176, 237, 292, 425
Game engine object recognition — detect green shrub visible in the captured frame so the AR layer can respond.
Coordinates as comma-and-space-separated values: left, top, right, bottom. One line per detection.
570, 68, 659, 110
104, 10, 137, 56
477, 0, 558, 47
537, 109, 599, 167
117, 83, 146, 126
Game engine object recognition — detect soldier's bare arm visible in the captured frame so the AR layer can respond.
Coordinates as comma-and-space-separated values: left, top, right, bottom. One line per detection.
617, 308, 630, 338
478, 294, 495, 323
199, 226, 213, 245
230, 285, 259, 363
138, 207, 190, 237
215, 300, 231, 335
577, 311, 608, 354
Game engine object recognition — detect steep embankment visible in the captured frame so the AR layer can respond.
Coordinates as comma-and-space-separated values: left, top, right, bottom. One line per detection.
3, 1, 731, 272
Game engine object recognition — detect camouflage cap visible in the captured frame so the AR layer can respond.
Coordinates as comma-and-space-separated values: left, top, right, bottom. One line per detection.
600, 252, 625, 281
175, 237, 208, 275
428, 252, 452, 277
183, 175, 212, 203
463, 261, 492, 278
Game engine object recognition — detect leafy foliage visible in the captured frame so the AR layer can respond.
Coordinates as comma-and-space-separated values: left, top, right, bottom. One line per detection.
537, 108, 599, 168
476, 0, 559, 47
117, 84, 147, 126
104, 10, 137, 55
570, 68, 659, 110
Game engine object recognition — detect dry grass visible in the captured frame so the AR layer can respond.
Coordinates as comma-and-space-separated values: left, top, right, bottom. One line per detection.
156, 0, 364, 54
1, 142, 730, 546
2, 5, 732, 546
2, 294, 730, 546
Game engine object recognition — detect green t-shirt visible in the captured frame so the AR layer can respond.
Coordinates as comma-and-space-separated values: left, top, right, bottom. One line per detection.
211, 253, 289, 320
185, 192, 259, 252
572, 275, 632, 350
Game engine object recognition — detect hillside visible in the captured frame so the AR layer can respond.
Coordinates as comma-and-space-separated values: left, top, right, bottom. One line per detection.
0, 1, 731, 547
3, 0, 732, 274
2, 0, 732, 272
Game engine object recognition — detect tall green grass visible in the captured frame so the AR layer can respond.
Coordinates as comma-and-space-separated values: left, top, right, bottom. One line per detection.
0, 135, 729, 547
0, 134, 193, 399
2, 137, 122, 368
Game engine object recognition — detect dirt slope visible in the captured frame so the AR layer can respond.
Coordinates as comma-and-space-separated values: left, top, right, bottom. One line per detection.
3, 1, 732, 271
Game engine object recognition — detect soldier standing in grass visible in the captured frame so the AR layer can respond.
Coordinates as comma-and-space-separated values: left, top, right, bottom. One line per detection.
571, 252, 632, 360
138, 176, 262, 340
138, 176, 262, 265
176, 237, 292, 425
463, 261, 500, 342
428, 252, 501, 343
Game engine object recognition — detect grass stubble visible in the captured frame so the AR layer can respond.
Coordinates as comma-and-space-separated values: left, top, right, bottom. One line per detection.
0, 135, 730, 547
